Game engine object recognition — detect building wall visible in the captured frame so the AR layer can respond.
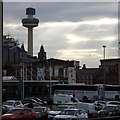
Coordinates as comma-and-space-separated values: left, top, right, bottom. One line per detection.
100, 59, 120, 84
76, 68, 104, 84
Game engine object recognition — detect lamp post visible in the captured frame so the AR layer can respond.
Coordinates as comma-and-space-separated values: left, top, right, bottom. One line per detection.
103, 45, 106, 59
102, 45, 106, 101
0, 1, 2, 119
49, 61, 52, 97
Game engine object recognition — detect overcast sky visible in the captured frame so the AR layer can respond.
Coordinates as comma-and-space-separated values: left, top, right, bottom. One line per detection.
3, 2, 119, 68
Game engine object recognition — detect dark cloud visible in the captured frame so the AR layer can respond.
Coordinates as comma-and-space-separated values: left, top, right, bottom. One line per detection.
4, 2, 117, 22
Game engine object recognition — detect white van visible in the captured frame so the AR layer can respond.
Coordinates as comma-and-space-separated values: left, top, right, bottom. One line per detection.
53, 94, 79, 104
75, 102, 98, 118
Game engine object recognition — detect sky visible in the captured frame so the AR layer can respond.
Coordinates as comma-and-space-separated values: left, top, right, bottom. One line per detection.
3, 2, 119, 68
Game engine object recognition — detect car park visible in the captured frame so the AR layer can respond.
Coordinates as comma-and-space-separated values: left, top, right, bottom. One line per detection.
33, 106, 50, 120
2, 108, 36, 120
48, 105, 76, 119
98, 104, 120, 117
53, 108, 88, 120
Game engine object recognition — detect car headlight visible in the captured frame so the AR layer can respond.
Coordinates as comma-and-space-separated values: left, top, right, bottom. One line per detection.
10, 116, 17, 118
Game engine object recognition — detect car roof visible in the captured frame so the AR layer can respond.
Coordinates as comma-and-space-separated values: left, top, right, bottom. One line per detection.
107, 101, 120, 104
33, 107, 47, 109
6, 100, 21, 102
64, 108, 82, 111
105, 104, 120, 107
12, 108, 33, 110
6, 100, 16, 102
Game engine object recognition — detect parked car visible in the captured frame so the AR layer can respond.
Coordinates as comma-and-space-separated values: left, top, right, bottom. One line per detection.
3, 100, 23, 110
22, 97, 42, 106
2, 108, 36, 120
94, 101, 106, 111
33, 106, 50, 120
98, 104, 120, 117
31, 97, 47, 105
53, 108, 88, 120
48, 105, 76, 119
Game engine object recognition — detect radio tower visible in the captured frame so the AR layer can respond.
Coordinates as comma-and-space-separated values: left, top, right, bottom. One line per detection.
22, 7, 39, 56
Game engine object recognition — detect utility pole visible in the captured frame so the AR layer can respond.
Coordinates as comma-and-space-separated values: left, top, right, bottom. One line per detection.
0, 1, 2, 119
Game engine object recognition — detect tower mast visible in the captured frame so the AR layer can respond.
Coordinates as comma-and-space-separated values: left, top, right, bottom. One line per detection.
22, 7, 39, 56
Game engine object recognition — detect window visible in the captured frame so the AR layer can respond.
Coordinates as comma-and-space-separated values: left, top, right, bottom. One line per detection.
82, 75, 85, 79
90, 75, 93, 79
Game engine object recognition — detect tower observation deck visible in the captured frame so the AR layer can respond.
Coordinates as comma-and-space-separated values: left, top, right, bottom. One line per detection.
22, 7, 39, 56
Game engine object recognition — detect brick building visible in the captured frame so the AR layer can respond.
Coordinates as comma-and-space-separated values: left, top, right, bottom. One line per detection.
99, 58, 120, 84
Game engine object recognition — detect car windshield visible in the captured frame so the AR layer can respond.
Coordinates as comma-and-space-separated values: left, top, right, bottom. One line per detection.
3, 102, 13, 106
34, 108, 45, 112
59, 110, 76, 115
103, 106, 116, 111
52, 106, 68, 111
7, 109, 22, 114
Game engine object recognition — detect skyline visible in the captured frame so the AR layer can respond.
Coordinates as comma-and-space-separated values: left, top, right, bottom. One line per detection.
3, 2, 118, 68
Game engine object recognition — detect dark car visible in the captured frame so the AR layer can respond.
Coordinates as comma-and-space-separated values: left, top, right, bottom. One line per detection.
98, 105, 120, 117
33, 106, 50, 120
2, 108, 36, 120
22, 98, 42, 106
2, 105, 9, 115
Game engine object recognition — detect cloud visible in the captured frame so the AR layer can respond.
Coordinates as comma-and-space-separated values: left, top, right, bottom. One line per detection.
3, 2, 118, 67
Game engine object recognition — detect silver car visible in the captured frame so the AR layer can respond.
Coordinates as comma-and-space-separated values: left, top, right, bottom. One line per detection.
54, 109, 88, 120
3, 100, 23, 110
48, 105, 76, 119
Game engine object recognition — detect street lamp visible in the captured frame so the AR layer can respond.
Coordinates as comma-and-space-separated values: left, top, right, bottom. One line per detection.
49, 61, 52, 97
102, 45, 106, 101
103, 45, 106, 59
0, 2, 2, 119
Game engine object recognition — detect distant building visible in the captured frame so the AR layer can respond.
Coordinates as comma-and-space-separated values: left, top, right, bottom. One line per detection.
76, 64, 104, 84
3, 35, 21, 66
38, 45, 47, 61
21, 44, 27, 58
2, 35, 80, 99
36, 58, 79, 83
99, 58, 120, 84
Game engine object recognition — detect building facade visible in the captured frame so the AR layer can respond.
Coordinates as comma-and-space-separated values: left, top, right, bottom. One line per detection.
76, 64, 104, 84
99, 58, 120, 84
